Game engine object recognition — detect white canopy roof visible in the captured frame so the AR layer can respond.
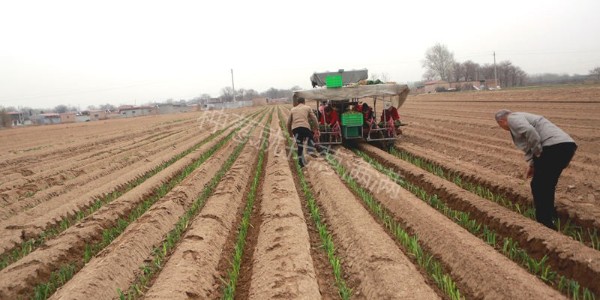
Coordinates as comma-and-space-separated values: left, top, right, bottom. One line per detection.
293, 83, 410, 108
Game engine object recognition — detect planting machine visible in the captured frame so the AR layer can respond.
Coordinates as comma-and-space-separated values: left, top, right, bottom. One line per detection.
293, 69, 410, 149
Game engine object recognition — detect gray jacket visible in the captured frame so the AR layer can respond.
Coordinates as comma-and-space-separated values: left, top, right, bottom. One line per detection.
507, 112, 575, 165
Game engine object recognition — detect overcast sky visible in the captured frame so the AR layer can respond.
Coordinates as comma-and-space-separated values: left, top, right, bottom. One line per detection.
1, 0, 599, 109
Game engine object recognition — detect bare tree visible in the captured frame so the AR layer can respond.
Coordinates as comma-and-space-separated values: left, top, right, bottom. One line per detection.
422, 69, 437, 81
478, 64, 495, 83
0, 108, 11, 128
451, 62, 464, 82
54, 105, 68, 114
493, 61, 528, 87
244, 89, 259, 100
422, 43, 455, 81
262, 87, 279, 99
515, 68, 527, 86
220, 87, 234, 101
237, 88, 246, 100
462, 60, 479, 81
590, 66, 600, 80
99, 103, 116, 112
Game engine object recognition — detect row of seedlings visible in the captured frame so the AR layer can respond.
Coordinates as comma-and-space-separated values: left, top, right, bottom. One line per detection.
276, 107, 352, 299
220, 111, 273, 298
324, 153, 463, 300
390, 146, 600, 250
119, 110, 271, 299
3, 116, 194, 208
355, 147, 597, 300
0, 111, 258, 271
28, 109, 266, 300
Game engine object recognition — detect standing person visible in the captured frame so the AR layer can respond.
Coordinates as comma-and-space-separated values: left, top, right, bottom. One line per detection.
495, 109, 577, 229
287, 98, 319, 168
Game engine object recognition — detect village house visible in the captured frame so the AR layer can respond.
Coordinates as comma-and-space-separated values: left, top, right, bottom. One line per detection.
202, 99, 253, 110
83, 110, 109, 121
119, 106, 157, 118
36, 113, 61, 125
415, 79, 500, 94
156, 103, 191, 114
60, 112, 76, 123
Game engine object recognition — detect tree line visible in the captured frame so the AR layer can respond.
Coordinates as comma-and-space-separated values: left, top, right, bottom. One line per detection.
422, 44, 600, 88
422, 43, 527, 87
191, 86, 302, 103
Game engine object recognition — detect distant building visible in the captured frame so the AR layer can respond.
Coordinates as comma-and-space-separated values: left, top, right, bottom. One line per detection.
202, 99, 253, 110
423, 80, 450, 93
156, 103, 191, 114
82, 110, 109, 121
7, 112, 24, 126
37, 113, 61, 125
119, 106, 157, 118
60, 112, 77, 123
415, 79, 500, 94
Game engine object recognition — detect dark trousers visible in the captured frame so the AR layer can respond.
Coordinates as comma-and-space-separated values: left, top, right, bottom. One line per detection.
292, 127, 316, 168
531, 142, 577, 229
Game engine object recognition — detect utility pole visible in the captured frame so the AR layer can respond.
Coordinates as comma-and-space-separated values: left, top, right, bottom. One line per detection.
231, 69, 236, 102
493, 51, 498, 88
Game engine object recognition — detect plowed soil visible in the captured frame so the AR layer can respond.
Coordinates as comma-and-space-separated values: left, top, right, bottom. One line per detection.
400, 86, 600, 228
0, 85, 598, 300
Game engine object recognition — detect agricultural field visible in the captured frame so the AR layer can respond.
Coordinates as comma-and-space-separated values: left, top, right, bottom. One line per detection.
0, 85, 599, 300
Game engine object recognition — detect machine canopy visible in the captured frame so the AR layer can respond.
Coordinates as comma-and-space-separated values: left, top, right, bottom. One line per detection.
293, 84, 410, 108
310, 69, 368, 87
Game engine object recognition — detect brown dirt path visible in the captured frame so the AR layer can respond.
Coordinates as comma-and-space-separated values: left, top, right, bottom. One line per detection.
0, 120, 250, 299
334, 148, 566, 299
142, 117, 266, 299
360, 143, 600, 295
305, 158, 439, 299
246, 113, 321, 299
